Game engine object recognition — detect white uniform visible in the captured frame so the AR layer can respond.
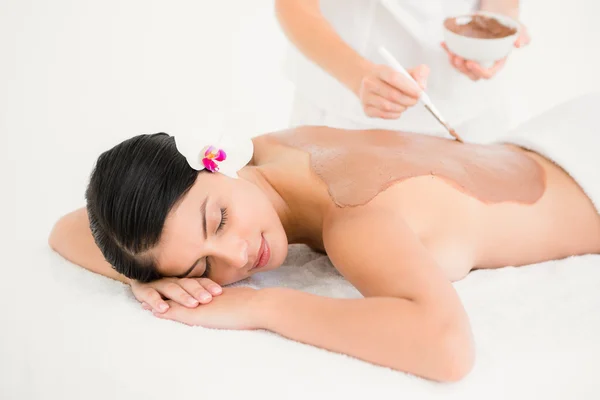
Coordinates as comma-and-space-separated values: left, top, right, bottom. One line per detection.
285, 0, 514, 141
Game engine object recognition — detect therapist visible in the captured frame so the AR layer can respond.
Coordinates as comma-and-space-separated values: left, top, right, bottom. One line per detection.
276, 0, 530, 141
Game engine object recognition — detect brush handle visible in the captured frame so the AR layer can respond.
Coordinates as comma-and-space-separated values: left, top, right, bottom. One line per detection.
378, 46, 459, 136
379, 47, 451, 120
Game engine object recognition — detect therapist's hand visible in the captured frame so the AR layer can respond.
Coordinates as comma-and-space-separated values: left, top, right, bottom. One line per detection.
441, 24, 530, 81
357, 63, 430, 119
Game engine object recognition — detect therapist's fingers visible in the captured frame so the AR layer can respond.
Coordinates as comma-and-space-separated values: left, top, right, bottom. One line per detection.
376, 65, 422, 99
358, 64, 425, 119
452, 56, 480, 81
440, 42, 454, 57
514, 25, 531, 48
365, 94, 407, 114
408, 64, 430, 90
443, 41, 508, 80
361, 78, 418, 107
364, 105, 403, 120
466, 58, 506, 80
441, 43, 479, 81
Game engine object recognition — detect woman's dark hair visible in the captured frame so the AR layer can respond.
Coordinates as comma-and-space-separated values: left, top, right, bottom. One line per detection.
85, 133, 198, 282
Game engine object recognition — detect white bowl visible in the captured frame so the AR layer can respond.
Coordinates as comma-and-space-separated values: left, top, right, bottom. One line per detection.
443, 11, 520, 68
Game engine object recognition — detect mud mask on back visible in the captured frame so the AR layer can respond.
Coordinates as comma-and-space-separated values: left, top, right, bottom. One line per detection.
272, 127, 545, 207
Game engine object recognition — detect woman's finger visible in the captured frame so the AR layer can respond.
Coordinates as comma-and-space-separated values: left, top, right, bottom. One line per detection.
141, 302, 152, 311
195, 278, 223, 296
179, 278, 213, 304
154, 281, 199, 308
152, 301, 194, 326
142, 288, 170, 313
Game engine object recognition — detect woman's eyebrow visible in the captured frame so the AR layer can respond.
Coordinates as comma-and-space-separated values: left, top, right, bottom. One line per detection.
200, 196, 209, 240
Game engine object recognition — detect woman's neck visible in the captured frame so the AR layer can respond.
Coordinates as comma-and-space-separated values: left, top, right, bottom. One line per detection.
238, 162, 327, 248
237, 165, 301, 244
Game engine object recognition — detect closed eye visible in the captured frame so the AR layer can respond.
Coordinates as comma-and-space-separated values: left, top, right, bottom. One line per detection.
216, 207, 228, 233
201, 208, 227, 278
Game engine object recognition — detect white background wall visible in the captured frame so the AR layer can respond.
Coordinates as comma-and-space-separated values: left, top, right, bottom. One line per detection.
1, 0, 599, 246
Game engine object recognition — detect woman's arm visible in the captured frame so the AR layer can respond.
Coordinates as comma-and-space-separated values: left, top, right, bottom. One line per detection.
48, 209, 223, 310
156, 206, 474, 381
263, 207, 473, 381
48, 208, 129, 283
257, 290, 472, 382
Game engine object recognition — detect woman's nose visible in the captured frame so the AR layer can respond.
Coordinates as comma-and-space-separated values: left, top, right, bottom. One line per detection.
215, 235, 249, 269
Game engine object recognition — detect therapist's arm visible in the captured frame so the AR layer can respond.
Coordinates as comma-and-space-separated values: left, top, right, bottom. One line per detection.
275, 0, 368, 96
480, 0, 529, 48
275, 0, 427, 119
480, 0, 520, 19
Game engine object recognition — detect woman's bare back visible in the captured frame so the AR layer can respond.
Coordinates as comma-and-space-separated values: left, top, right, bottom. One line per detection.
254, 126, 600, 281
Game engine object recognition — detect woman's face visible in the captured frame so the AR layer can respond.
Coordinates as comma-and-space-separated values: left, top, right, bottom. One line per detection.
152, 172, 288, 285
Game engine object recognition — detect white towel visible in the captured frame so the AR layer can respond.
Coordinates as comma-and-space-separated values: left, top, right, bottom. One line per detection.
499, 91, 600, 212
3, 244, 598, 400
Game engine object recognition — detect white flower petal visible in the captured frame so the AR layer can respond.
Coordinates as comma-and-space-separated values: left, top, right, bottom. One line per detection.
174, 134, 206, 171
216, 135, 254, 178
173, 129, 253, 177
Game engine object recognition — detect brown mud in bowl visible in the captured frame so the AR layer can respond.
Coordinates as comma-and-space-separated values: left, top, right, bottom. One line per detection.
444, 15, 517, 39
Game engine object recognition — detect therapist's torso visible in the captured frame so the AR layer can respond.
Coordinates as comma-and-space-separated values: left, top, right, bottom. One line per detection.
285, 0, 512, 135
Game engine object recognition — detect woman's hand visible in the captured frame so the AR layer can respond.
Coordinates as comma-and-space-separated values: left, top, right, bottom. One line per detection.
441, 24, 531, 81
145, 287, 261, 330
357, 63, 430, 119
131, 277, 223, 313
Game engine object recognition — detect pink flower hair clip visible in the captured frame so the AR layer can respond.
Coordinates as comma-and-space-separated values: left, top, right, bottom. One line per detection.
201, 145, 227, 173
174, 132, 253, 179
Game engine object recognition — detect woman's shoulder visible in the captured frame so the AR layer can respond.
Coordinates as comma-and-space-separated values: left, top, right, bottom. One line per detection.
256, 125, 352, 145
252, 128, 308, 166
251, 125, 346, 167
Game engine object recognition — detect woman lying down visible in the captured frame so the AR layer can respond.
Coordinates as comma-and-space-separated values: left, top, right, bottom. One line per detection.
49, 94, 600, 382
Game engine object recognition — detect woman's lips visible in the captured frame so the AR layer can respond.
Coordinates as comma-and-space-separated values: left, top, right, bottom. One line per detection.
251, 235, 270, 271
